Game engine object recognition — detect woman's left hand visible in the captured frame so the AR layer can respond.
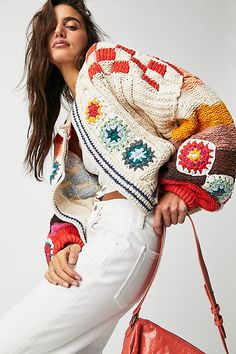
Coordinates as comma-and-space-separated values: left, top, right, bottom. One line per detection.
153, 191, 188, 237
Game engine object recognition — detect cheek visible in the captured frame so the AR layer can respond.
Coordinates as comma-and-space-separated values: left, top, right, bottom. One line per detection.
72, 32, 88, 50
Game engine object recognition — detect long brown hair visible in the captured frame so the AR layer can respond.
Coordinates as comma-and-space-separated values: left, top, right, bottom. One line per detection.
20, 0, 109, 181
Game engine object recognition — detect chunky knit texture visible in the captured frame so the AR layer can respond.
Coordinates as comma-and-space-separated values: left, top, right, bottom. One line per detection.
45, 41, 236, 261
44, 218, 84, 265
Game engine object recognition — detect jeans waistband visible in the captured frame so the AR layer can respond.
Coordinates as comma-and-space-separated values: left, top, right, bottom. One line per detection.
92, 197, 148, 230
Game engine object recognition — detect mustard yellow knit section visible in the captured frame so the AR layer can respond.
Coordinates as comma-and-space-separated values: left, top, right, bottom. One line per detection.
172, 102, 233, 140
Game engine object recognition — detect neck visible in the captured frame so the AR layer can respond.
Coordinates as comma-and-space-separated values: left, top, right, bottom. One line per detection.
57, 63, 80, 98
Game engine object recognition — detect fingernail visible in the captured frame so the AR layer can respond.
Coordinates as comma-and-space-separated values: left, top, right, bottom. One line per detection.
75, 275, 81, 280
72, 281, 79, 286
63, 282, 69, 287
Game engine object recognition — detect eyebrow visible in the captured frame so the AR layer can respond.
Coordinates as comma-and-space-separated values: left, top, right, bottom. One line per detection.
63, 16, 82, 26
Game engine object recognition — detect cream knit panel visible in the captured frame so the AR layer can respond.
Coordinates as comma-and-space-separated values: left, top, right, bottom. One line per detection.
86, 41, 183, 140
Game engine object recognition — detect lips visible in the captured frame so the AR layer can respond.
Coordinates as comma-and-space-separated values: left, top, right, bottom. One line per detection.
53, 39, 70, 48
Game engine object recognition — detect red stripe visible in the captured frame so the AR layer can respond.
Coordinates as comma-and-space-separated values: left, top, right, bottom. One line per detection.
88, 62, 103, 80
141, 73, 159, 90
96, 48, 116, 62
85, 43, 97, 61
116, 44, 136, 56
147, 60, 166, 77
130, 56, 147, 72
163, 60, 184, 76
110, 61, 130, 73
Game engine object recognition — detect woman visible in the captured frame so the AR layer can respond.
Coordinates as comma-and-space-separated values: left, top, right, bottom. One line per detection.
0, 0, 235, 353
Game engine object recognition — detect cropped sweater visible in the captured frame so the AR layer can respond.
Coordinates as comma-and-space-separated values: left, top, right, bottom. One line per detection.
44, 41, 236, 265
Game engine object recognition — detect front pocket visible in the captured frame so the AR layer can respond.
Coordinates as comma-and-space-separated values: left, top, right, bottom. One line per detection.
114, 246, 160, 310
81, 233, 125, 271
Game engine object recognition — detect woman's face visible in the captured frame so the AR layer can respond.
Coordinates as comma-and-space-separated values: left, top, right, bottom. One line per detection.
47, 4, 88, 68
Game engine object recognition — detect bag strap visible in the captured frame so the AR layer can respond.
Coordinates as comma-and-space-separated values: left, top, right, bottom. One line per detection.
129, 213, 229, 354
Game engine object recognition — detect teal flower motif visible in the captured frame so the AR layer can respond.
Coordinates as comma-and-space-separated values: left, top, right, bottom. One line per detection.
202, 174, 234, 204
50, 160, 61, 184
99, 117, 129, 151
122, 140, 156, 170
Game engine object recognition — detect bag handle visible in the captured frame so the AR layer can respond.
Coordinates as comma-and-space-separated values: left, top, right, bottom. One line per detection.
129, 213, 229, 354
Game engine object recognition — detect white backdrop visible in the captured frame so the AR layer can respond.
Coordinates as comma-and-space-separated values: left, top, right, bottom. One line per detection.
0, 0, 235, 353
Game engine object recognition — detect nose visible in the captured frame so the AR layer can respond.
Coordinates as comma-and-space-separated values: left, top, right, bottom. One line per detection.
55, 25, 66, 38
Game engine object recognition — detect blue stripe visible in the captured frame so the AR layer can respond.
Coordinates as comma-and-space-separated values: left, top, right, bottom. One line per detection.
72, 101, 153, 211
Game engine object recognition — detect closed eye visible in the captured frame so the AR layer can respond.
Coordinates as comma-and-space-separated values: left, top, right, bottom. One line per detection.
66, 25, 77, 31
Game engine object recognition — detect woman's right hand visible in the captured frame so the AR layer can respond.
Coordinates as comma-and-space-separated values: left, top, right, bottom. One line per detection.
44, 244, 82, 288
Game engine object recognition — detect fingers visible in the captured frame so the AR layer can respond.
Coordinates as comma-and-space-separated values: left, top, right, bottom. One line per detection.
68, 244, 81, 265
153, 205, 164, 237
44, 245, 82, 288
161, 206, 172, 227
153, 192, 188, 235
47, 259, 80, 288
44, 270, 57, 285
177, 199, 188, 224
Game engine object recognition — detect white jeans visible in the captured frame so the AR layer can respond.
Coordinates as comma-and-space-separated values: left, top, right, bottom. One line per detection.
0, 198, 163, 354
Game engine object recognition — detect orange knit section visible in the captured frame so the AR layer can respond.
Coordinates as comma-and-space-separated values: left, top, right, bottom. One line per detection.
141, 73, 160, 90
182, 75, 204, 91
96, 48, 116, 62
111, 61, 130, 74
116, 44, 136, 56
53, 234, 84, 255
88, 62, 103, 80
147, 60, 166, 77
172, 102, 233, 140
51, 225, 84, 255
85, 43, 97, 61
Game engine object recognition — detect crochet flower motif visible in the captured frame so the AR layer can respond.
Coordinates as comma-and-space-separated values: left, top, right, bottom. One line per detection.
99, 117, 129, 151
202, 174, 234, 204
85, 98, 102, 124
122, 140, 156, 170
176, 138, 216, 176
50, 160, 61, 184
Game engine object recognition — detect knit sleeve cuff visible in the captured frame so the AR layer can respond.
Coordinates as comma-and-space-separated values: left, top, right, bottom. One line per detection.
161, 184, 199, 210
159, 178, 220, 212
44, 223, 84, 266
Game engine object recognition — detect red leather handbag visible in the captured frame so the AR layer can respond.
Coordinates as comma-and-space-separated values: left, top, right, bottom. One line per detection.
121, 214, 229, 354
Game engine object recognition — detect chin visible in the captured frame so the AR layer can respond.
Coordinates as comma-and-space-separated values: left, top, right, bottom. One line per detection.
51, 55, 76, 65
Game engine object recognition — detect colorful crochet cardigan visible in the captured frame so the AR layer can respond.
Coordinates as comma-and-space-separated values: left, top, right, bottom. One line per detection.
44, 41, 236, 265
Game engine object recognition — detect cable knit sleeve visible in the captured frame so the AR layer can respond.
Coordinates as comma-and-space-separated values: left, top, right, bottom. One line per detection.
44, 214, 84, 266
85, 41, 236, 214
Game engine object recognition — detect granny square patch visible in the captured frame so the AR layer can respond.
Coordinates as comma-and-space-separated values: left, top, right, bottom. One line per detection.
99, 116, 130, 152
122, 139, 156, 170
85, 98, 103, 124
176, 138, 216, 176
202, 174, 234, 204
